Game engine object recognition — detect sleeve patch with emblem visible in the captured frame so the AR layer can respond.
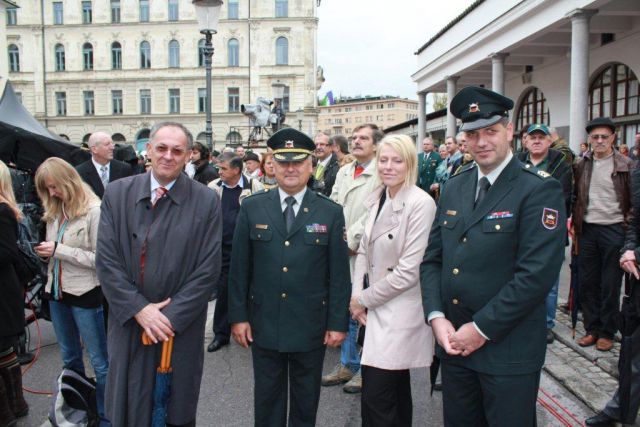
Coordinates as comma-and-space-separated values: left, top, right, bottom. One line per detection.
542, 208, 559, 230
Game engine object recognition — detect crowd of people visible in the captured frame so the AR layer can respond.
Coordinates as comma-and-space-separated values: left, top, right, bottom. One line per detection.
0, 85, 640, 427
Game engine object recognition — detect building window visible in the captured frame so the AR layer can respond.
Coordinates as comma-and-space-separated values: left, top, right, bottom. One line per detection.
168, 40, 180, 68
228, 87, 239, 112
55, 92, 67, 116
140, 41, 151, 68
111, 42, 122, 69
168, 0, 179, 21
83, 91, 95, 115
112, 90, 123, 115
169, 89, 180, 113
140, 89, 151, 114
55, 44, 65, 71
6, 8, 17, 26
139, 0, 149, 22
8, 44, 19, 72
282, 86, 290, 112
83, 43, 93, 70
275, 0, 288, 17
53, 2, 63, 24
515, 87, 549, 149
14, 92, 22, 104
82, 1, 92, 24
198, 88, 207, 113
198, 39, 206, 67
228, 39, 239, 67
275, 37, 288, 65
590, 63, 639, 120
228, 0, 239, 19
111, 0, 121, 23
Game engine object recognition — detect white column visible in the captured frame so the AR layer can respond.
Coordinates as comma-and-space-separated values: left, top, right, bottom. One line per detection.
567, 9, 596, 153
417, 91, 427, 151
491, 52, 509, 95
446, 76, 459, 138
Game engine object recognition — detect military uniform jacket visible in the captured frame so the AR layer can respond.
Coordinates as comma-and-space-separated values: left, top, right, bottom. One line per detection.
420, 156, 566, 375
417, 151, 442, 192
228, 188, 351, 353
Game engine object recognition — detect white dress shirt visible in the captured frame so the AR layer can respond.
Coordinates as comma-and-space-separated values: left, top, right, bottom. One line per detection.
278, 187, 306, 216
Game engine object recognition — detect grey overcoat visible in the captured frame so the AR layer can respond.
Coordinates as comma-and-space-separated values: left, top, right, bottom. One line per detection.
96, 172, 221, 426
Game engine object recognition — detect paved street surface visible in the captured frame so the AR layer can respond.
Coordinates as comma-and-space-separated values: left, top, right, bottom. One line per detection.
13, 251, 638, 426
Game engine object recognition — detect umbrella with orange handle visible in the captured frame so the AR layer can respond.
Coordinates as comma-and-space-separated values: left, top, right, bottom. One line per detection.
142, 332, 174, 427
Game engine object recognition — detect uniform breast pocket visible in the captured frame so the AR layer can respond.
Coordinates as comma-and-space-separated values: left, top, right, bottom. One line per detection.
482, 218, 516, 233
303, 233, 328, 246
250, 228, 273, 242
439, 215, 459, 230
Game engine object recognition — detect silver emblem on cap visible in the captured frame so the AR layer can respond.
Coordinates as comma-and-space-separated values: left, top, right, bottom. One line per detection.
469, 103, 480, 113
285, 140, 294, 148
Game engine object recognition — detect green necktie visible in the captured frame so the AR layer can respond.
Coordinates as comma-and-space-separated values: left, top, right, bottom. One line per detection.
315, 163, 325, 180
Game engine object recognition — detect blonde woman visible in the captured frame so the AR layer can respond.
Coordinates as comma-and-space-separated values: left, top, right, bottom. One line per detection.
0, 160, 29, 425
350, 134, 436, 426
34, 158, 109, 425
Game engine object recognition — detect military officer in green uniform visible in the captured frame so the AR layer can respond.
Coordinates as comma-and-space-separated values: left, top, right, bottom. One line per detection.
229, 128, 351, 427
417, 136, 442, 196
420, 86, 566, 427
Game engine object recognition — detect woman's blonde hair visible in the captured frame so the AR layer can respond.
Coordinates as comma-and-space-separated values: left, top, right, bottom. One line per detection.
376, 134, 418, 188
35, 157, 99, 222
0, 161, 22, 221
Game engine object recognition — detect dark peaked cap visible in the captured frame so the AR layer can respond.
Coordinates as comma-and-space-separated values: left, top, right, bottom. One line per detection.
267, 128, 315, 162
585, 117, 616, 134
450, 86, 514, 131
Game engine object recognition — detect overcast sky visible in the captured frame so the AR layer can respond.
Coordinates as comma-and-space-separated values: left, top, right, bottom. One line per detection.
317, 0, 475, 102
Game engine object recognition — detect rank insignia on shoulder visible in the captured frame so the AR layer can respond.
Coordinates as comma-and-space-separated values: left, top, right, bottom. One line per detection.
306, 224, 327, 233
486, 211, 514, 220
537, 170, 550, 178
255, 224, 269, 230
446, 210, 458, 216
542, 208, 559, 230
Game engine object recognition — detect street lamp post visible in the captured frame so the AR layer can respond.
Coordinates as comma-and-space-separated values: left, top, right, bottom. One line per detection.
193, 0, 223, 150
296, 108, 303, 131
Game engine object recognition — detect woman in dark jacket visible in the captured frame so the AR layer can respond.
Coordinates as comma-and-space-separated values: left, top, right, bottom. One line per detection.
0, 160, 29, 426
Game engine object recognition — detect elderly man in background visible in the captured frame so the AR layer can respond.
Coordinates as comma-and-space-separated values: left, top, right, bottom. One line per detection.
96, 122, 221, 427
321, 123, 383, 394
417, 136, 442, 196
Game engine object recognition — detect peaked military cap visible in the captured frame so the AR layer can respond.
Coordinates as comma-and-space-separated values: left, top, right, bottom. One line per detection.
527, 123, 550, 135
586, 117, 616, 134
450, 86, 514, 131
267, 128, 315, 162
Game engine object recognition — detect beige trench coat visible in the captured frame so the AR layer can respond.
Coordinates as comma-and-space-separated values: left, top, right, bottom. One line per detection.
353, 185, 436, 370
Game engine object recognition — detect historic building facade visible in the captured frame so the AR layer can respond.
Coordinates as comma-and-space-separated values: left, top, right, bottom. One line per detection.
412, 0, 640, 152
317, 96, 418, 137
5, 0, 321, 150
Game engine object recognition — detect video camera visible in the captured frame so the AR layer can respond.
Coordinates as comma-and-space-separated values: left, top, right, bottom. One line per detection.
241, 97, 279, 128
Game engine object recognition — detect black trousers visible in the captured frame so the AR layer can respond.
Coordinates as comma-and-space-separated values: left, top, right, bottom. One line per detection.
578, 222, 625, 339
361, 365, 412, 427
212, 265, 230, 341
441, 362, 540, 427
251, 345, 325, 427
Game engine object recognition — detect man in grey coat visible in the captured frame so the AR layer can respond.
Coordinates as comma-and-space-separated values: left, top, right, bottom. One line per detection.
96, 122, 222, 427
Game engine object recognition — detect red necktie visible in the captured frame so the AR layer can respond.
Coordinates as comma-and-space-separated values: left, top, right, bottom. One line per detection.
152, 186, 168, 207
354, 165, 364, 179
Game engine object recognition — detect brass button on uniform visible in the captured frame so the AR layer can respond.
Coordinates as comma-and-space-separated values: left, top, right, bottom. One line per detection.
462, 237, 467, 243
495, 224, 501, 230
452, 298, 459, 305
282, 266, 288, 273
315, 239, 320, 244
452, 268, 459, 275
443, 220, 448, 225
284, 241, 290, 247
281, 293, 287, 298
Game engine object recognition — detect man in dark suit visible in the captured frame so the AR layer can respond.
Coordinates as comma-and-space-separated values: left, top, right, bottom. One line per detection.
417, 136, 442, 196
312, 131, 340, 196
229, 128, 351, 427
420, 86, 566, 426
76, 131, 133, 199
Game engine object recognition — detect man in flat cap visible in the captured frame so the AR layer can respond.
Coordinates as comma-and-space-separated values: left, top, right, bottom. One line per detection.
420, 86, 566, 426
573, 117, 633, 352
228, 128, 351, 426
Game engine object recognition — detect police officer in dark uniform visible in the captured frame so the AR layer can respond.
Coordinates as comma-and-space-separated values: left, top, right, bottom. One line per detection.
228, 128, 351, 427
420, 86, 566, 427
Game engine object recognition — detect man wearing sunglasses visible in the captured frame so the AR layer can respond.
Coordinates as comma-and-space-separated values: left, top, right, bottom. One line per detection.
572, 117, 633, 352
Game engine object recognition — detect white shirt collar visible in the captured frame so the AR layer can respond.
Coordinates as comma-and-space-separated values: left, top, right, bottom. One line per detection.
477, 151, 513, 185
278, 186, 307, 211
318, 155, 332, 168
92, 158, 109, 175
221, 175, 245, 189
150, 172, 177, 197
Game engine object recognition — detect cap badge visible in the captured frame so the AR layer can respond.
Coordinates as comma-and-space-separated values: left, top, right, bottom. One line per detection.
469, 103, 480, 113
284, 140, 294, 148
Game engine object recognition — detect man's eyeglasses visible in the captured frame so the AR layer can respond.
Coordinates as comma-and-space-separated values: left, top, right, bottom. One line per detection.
589, 134, 613, 141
